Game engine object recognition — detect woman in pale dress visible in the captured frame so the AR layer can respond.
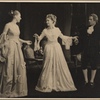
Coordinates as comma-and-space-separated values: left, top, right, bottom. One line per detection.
0, 10, 32, 97
34, 14, 77, 92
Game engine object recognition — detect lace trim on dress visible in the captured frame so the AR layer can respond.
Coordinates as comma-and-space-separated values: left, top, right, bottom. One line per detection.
62, 36, 72, 50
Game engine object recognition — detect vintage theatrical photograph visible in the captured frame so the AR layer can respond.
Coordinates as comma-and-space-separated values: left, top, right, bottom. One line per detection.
0, 1, 100, 99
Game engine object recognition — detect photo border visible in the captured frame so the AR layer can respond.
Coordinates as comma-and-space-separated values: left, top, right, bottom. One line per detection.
0, 0, 100, 100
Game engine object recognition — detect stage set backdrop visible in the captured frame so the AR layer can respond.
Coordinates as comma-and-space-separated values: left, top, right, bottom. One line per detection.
0, 3, 100, 64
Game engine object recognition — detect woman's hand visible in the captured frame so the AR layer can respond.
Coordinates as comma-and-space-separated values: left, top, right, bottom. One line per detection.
72, 36, 79, 45
72, 36, 78, 39
33, 33, 39, 40
25, 40, 32, 45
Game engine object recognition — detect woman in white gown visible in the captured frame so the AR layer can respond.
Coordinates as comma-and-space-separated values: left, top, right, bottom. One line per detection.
0, 10, 32, 97
34, 14, 77, 92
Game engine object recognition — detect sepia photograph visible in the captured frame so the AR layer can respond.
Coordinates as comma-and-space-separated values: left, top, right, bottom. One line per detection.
0, 1, 100, 99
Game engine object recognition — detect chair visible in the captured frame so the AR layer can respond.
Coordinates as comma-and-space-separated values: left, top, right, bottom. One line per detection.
23, 45, 43, 68
72, 54, 81, 73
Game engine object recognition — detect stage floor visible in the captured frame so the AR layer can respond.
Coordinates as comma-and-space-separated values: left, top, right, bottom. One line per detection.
20, 63, 100, 98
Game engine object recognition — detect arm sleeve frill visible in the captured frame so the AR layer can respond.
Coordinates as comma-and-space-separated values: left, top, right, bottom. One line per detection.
0, 33, 9, 62
58, 28, 72, 50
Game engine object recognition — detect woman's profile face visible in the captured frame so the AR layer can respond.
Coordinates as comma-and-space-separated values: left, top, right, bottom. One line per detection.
46, 18, 54, 27
15, 13, 22, 23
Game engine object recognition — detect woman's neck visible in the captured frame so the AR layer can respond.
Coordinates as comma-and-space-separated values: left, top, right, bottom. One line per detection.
48, 25, 55, 29
11, 19, 17, 24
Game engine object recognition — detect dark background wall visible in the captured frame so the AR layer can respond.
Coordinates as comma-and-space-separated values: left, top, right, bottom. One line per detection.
0, 3, 20, 33
0, 2, 100, 62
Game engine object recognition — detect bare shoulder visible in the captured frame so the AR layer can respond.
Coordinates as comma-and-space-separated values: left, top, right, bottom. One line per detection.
55, 27, 60, 30
42, 28, 47, 33
55, 27, 61, 32
43, 28, 46, 31
5, 22, 11, 28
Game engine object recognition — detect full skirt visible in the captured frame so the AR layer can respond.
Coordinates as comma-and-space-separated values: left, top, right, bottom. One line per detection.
35, 42, 77, 92
0, 39, 28, 97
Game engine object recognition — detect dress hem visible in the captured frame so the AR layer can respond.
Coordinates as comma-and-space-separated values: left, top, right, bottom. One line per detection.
35, 87, 77, 93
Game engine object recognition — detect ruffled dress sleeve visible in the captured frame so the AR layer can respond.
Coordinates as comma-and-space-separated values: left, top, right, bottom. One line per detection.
58, 28, 73, 50
0, 23, 10, 62
0, 33, 9, 62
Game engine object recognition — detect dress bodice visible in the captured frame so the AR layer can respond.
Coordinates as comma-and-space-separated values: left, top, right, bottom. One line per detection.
7, 26, 20, 40
4, 24, 21, 45
43, 28, 60, 43
40, 27, 72, 50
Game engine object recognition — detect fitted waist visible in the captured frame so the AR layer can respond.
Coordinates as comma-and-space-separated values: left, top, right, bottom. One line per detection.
46, 41, 59, 46
7, 35, 19, 39
47, 40, 58, 43
7, 36, 20, 44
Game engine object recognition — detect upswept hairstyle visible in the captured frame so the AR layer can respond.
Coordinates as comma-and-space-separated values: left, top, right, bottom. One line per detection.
46, 14, 57, 25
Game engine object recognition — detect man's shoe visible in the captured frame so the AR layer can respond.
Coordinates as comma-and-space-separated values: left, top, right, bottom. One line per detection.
89, 82, 94, 88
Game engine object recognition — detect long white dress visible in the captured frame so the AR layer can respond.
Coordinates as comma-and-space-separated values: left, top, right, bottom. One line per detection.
35, 27, 77, 92
0, 24, 27, 97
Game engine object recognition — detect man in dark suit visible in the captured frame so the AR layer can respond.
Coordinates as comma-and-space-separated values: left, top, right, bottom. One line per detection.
78, 14, 100, 87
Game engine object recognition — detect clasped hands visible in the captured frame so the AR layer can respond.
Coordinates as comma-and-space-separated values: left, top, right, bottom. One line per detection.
33, 33, 40, 41
72, 36, 79, 45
